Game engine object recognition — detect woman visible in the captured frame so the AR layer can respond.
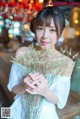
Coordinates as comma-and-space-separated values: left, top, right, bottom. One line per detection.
7, 6, 75, 119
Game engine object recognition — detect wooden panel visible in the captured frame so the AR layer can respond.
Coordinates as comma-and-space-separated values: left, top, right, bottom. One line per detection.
57, 91, 80, 119
0, 52, 15, 103
58, 102, 80, 119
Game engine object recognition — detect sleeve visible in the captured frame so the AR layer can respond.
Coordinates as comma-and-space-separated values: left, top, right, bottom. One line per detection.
53, 76, 71, 109
7, 63, 20, 92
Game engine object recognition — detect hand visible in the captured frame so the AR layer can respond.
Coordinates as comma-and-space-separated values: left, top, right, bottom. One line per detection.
23, 75, 36, 92
24, 72, 49, 96
22, 76, 32, 89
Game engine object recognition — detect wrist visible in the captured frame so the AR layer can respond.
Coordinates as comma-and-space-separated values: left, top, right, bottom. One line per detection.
42, 87, 50, 98
43, 87, 58, 104
21, 82, 27, 93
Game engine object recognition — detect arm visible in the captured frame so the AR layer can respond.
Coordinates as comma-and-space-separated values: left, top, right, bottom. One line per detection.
7, 63, 29, 95
43, 86, 59, 104
12, 82, 27, 94
12, 75, 34, 94
7, 46, 29, 95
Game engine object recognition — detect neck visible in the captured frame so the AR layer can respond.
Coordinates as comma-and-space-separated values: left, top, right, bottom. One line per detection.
34, 45, 58, 52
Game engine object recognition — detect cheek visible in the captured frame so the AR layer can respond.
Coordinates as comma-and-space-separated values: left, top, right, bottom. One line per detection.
35, 31, 42, 41
51, 34, 58, 43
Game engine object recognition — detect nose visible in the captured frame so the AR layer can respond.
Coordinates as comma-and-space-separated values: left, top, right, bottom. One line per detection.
42, 29, 48, 39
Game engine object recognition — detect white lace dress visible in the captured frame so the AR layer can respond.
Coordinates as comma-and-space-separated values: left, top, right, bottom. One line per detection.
7, 63, 71, 119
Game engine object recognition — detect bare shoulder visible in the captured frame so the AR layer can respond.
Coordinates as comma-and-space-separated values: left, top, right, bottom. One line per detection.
64, 55, 75, 67
15, 46, 28, 58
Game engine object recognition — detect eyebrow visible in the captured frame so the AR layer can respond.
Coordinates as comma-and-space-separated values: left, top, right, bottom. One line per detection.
50, 26, 56, 28
38, 25, 56, 28
37, 26, 43, 27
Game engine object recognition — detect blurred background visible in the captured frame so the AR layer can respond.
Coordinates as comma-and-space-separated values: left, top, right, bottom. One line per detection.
0, 0, 80, 119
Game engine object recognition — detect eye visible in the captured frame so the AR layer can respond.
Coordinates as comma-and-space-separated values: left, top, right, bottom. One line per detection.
37, 26, 43, 30
50, 28, 57, 32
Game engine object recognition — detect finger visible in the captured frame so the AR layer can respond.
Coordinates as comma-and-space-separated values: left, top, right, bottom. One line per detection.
25, 88, 33, 94
26, 81, 36, 88
24, 76, 31, 83
34, 74, 45, 81
25, 88, 36, 94
22, 81, 28, 89
34, 74, 43, 79
31, 74, 46, 86
32, 79, 42, 87
29, 72, 40, 80
30, 74, 43, 81
37, 75, 48, 85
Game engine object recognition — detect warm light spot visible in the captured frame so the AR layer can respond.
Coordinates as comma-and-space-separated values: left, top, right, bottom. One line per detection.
74, 19, 79, 24
24, 24, 30, 30
30, 0, 34, 4
73, 12, 78, 19
9, 34, 13, 38
18, 0, 22, 1
39, 0, 44, 3
75, 31, 80, 36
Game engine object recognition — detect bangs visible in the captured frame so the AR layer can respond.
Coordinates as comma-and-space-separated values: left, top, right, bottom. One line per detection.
36, 15, 53, 27
31, 7, 65, 36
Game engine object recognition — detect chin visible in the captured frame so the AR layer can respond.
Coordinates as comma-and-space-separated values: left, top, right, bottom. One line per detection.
40, 45, 50, 50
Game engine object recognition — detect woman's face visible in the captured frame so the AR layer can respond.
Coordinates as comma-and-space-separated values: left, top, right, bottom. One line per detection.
35, 19, 58, 50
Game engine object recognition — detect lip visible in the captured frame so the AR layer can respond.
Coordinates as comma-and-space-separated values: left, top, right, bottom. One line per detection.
41, 41, 50, 46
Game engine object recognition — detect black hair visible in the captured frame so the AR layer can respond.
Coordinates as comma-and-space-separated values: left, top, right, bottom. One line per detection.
30, 6, 65, 37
